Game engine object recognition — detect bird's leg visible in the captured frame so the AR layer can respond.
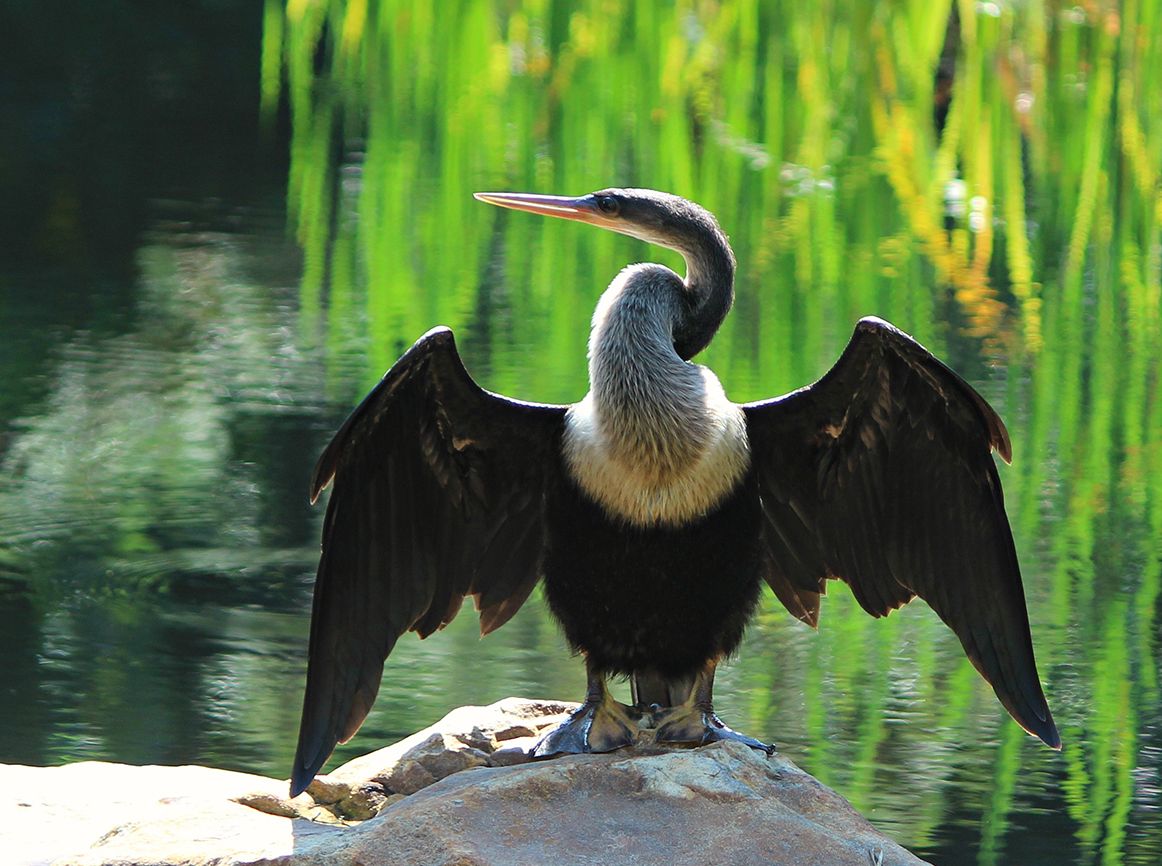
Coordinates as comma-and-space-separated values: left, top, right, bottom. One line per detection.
532, 662, 641, 757
652, 660, 775, 753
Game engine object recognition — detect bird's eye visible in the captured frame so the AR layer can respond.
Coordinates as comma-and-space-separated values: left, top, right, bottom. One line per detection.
596, 196, 620, 216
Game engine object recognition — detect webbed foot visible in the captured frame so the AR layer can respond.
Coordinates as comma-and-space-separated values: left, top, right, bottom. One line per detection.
653, 705, 775, 753
532, 677, 642, 757
643, 660, 775, 755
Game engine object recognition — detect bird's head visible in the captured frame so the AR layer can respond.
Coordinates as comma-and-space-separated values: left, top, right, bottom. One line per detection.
474, 188, 735, 359
473, 188, 724, 257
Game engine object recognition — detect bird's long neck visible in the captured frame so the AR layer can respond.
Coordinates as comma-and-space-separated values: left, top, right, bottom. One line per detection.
585, 266, 713, 475
565, 259, 750, 525
672, 215, 735, 361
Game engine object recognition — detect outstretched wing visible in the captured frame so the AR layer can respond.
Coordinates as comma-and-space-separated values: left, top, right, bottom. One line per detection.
291, 327, 567, 794
743, 317, 1058, 748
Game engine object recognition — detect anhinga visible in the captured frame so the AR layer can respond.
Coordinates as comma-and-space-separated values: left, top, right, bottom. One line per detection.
290, 188, 1059, 796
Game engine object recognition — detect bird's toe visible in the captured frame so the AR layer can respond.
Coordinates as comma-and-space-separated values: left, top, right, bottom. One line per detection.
532, 695, 641, 757
654, 705, 774, 754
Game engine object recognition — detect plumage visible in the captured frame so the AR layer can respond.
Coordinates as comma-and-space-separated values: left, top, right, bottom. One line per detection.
290, 189, 1058, 797
744, 317, 1055, 745
292, 328, 566, 792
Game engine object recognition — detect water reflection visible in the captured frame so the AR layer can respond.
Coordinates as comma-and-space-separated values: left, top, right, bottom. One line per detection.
1, 2, 1160, 866
272, 2, 1162, 864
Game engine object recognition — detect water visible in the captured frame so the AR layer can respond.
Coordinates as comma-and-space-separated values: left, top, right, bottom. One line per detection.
2, 2, 1160, 864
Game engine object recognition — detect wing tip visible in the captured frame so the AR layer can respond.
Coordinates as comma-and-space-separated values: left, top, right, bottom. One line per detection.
1011, 693, 1059, 750
289, 772, 312, 799
1033, 727, 1062, 751
289, 751, 321, 798
1033, 715, 1061, 751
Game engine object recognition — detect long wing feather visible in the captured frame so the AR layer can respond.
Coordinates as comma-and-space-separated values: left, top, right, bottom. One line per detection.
744, 317, 1059, 749
291, 327, 566, 794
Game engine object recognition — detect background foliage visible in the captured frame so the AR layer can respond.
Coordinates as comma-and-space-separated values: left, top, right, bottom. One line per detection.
1, 1, 1159, 863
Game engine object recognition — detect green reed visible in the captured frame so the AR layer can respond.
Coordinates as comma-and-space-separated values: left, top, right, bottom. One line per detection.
268, 1, 1160, 861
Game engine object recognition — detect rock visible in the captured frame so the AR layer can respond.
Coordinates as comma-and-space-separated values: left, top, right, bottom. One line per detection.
333, 781, 391, 821
2, 698, 931, 866
320, 697, 574, 815
328, 698, 574, 788
378, 732, 489, 795
302, 740, 929, 866
0, 761, 344, 866
487, 743, 539, 767
304, 775, 351, 805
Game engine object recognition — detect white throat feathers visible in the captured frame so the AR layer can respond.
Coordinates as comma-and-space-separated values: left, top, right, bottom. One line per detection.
563, 264, 751, 527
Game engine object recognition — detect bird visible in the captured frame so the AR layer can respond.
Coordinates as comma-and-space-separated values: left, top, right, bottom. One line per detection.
289, 187, 1060, 797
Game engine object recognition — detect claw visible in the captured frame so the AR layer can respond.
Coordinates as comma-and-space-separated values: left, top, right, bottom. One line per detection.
700, 711, 776, 753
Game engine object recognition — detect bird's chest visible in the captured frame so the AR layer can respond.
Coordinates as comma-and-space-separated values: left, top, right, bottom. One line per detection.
560, 392, 751, 528
542, 445, 765, 675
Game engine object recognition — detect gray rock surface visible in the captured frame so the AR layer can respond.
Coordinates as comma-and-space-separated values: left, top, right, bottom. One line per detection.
305, 738, 930, 866
2, 697, 930, 866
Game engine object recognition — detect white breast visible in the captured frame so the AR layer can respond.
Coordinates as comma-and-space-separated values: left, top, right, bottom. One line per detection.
562, 367, 751, 527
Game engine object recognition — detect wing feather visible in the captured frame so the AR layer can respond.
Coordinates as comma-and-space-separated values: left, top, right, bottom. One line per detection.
744, 317, 1058, 748
292, 327, 565, 795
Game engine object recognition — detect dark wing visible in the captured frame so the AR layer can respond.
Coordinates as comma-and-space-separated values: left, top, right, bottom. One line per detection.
291, 327, 566, 794
743, 317, 1059, 748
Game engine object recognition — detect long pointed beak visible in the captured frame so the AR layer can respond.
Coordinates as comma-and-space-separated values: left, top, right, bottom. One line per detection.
473, 192, 613, 228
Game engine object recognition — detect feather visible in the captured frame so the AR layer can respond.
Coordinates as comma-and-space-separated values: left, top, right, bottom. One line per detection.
744, 317, 1059, 750
291, 328, 566, 795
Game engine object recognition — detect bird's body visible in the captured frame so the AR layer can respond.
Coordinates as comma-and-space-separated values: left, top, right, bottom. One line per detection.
289, 188, 1059, 796
546, 257, 762, 682
544, 453, 764, 680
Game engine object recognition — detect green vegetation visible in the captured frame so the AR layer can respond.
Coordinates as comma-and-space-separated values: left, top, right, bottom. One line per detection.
0, 2, 1157, 863
271, 1, 1161, 862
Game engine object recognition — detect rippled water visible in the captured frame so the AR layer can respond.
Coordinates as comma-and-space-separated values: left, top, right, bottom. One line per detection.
2, 3, 1161, 865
